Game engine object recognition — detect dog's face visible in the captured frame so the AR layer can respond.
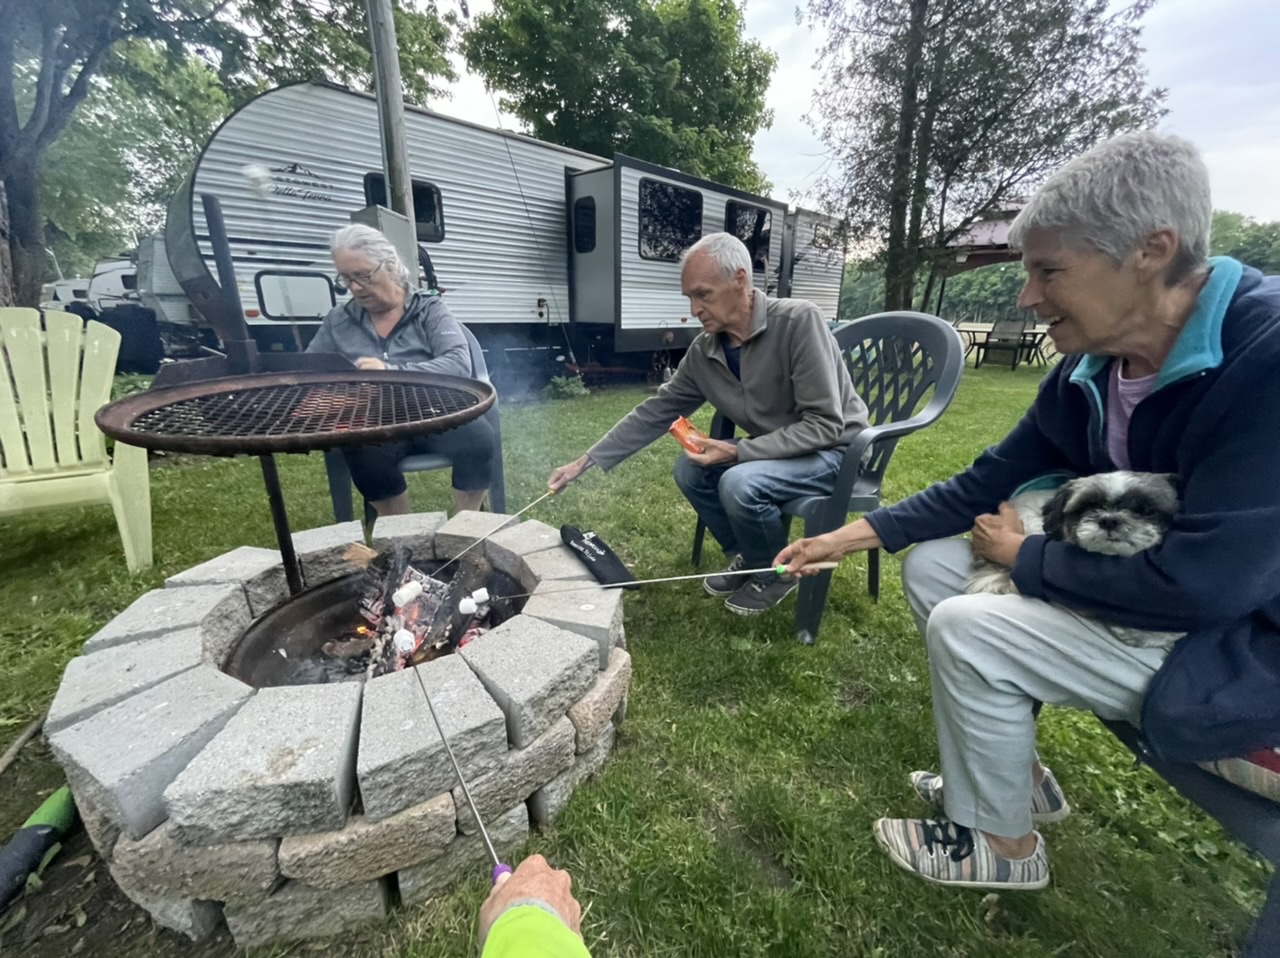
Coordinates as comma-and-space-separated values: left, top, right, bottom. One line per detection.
1041, 472, 1180, 556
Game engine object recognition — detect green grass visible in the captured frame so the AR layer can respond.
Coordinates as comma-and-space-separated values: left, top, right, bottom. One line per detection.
0, 364, 1271, 956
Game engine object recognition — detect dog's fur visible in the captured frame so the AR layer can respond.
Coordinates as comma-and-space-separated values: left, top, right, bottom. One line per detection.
964, 471, 1184, 649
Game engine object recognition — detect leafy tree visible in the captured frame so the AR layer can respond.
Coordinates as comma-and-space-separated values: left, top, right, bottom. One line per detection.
1211, 209, 1280, 275
805, 0, 1166, 311
0, 0, 454, 305
39, 41, 230, 278
462, 0, 776, 192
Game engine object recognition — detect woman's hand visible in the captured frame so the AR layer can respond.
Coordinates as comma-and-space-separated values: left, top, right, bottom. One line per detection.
478, 854, 583, 947
971, 502, 1027, 567
354, 356, 387, 370
774, 517, 883, 575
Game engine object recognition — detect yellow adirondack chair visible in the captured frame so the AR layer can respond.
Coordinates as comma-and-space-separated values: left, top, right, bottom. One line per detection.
0, 308, 152, 571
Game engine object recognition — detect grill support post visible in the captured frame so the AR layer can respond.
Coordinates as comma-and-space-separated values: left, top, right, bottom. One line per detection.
259, 454, 304, 595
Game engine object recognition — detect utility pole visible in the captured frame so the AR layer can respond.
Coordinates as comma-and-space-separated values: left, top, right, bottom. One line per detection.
365, 0, 415, 225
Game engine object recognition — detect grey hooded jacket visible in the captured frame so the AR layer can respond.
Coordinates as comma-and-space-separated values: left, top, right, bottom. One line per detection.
587, 290, 869, 469
306, 289, 470, 375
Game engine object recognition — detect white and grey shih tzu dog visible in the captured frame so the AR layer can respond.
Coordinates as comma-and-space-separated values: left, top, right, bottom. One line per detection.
964, 471, 1184, 649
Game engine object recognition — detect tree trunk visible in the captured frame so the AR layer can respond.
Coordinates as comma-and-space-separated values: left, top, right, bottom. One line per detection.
902, 17, 950, 311
4, 163, 45, 306
882, 0, 929, 311
0, 180, 14, 307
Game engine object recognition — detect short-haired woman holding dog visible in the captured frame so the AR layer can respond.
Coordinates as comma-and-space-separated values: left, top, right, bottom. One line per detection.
776, 131, 1280, 892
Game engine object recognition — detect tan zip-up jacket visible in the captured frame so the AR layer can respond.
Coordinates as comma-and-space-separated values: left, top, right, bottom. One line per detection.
587, 290, 869, 469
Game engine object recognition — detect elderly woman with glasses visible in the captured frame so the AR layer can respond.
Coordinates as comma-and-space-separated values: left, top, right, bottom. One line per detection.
307, 223, 495, 515
777, 131, 1280, 894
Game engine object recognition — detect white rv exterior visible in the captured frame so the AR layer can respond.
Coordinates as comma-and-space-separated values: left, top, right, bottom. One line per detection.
162, 81, 846, 362
781, 208, 847, 319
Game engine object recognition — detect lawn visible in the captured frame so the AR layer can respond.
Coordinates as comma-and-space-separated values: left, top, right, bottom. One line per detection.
0, 363, 1271, 957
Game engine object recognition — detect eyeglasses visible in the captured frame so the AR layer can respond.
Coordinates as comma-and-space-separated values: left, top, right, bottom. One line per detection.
336, 261, 384, 288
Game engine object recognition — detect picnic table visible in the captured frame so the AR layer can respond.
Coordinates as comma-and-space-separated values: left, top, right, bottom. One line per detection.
956, 321, 1057, 366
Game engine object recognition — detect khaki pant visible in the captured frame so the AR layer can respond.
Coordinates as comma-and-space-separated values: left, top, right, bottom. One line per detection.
902, 538, 1170, 837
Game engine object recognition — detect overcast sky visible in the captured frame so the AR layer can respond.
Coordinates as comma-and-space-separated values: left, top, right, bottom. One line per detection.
432, 0, 1280, 221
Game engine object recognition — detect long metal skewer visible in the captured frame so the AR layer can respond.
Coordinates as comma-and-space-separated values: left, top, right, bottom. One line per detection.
492, 562, 841, 602
433, 489, 557, 577
409, 662, 512, 885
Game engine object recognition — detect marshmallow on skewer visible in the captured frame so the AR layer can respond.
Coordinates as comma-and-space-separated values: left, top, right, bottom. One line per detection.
470, 588, 490, 605
393, 629, 416, 653
458, 597, 478, 616
392, 580, 424, 608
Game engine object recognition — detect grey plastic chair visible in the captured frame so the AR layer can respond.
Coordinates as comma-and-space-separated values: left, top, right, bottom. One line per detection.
691, 311, 966, 644
325, 324, 506, 527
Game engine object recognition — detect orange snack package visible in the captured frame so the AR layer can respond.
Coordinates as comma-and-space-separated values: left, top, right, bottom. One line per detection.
669, 416, 709, 454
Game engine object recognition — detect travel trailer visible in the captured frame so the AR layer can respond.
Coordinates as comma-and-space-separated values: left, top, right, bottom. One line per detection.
146, 81, 847, 376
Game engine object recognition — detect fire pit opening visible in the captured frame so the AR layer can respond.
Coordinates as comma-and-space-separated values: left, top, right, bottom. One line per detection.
224, 546, 527, 688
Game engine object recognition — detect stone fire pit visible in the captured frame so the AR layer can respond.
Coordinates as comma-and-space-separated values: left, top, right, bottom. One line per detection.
45, 512, 630, 947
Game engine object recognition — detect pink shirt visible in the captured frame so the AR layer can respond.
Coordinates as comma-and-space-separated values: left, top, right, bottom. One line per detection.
1106, 360, 1158, 469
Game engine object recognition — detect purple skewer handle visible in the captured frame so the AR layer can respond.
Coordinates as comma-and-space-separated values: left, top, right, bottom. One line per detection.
491, 863, 513, 885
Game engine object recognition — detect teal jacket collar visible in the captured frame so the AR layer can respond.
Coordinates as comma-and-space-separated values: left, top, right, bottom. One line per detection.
1069, 256, 1244, 390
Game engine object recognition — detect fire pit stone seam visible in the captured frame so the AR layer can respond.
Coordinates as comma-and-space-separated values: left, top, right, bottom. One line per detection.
82, 583, 249, 655
277, 791, 456, 889
223, 875, 390, 948
45, 627, 204, 735
529, 724, 617, 827
47, 667, 253, 840
432, 508, 519, 560
110, 819, 280, 904
517, 545, 599, 592
481, 519, 564, 580
163, 682, 363, 844
356, 656, 508, 822
567, 648, 632, 754
398, 804, 530, 906
368, 510, 449, 558
164, 545, 288, 615
452, 716, 576, 836
458, 615, 599, 749
522, 584, 625, 669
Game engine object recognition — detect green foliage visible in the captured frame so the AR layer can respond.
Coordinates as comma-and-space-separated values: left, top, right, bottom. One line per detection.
542, 373, 592, 400
1, 370, 1268, 956
462, 0, 776, 192
35, 41, 230, 276
2, 0, 456, 301
1211, 209, 1280, 275
806, 0, 1166, 310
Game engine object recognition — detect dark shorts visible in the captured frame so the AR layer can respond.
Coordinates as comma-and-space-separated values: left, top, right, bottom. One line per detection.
341, 414, 496, 500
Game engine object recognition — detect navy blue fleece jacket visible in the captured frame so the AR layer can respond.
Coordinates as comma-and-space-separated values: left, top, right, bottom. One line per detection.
866, 259, 1280, 763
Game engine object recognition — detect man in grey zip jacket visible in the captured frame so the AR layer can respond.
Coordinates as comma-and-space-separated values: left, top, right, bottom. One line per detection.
549, 232, 868, 616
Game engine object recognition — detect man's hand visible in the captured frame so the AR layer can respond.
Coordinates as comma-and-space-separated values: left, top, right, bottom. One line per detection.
972, 502, 1027, 568
478, 854, 582, 946
684, 437, 738, 467
354, 356, 387, 370
548, 455, 593, 492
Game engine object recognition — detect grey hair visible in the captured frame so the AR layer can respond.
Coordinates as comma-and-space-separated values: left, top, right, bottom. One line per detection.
681, 232, 753, 280
1009, 131, 1212, 283
330, 224, 413, 291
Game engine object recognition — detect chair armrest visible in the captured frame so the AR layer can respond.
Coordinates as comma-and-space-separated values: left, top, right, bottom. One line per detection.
821, 390, 957, 527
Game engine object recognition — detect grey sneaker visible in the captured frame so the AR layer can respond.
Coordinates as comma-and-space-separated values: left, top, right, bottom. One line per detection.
909, 767, 1071, 825
874, 817, 1049, 890
724, 572, 798, 615
703, 554, 752, 596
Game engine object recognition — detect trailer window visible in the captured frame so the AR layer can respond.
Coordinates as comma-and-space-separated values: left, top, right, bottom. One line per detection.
121, 274, 138, 291
639, 179, 702, 261
573, 197, 596, 253
363, 173, 446, 243
724, 202, 772, 272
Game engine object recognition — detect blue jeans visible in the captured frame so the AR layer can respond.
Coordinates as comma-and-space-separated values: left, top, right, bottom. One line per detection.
672, 446, 845, 568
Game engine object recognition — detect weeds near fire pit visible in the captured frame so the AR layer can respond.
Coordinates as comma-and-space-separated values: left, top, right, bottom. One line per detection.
542, 373, 591, 400
0, 364, 1269, 958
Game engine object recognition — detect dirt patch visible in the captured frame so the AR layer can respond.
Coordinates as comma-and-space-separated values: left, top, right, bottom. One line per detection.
835, 678, 875, 711
703, 809, 793, 890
